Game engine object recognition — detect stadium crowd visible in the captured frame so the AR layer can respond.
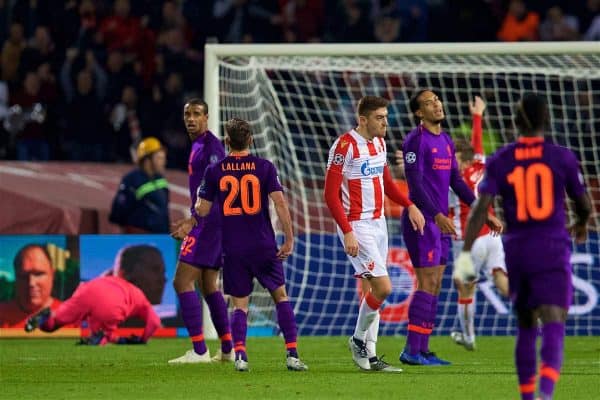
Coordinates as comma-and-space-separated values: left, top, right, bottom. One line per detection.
0, 0, 597, 169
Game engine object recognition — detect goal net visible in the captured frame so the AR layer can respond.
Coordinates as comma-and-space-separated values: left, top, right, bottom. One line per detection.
206, 43, 600, 336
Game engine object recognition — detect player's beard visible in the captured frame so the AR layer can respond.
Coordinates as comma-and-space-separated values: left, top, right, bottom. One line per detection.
187, 128, 200, 140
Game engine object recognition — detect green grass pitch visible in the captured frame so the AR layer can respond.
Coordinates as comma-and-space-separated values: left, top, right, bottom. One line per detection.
1, 336, 598, 399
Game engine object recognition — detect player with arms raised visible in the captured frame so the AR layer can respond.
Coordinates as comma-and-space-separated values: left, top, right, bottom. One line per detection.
324, 95, 425, 372
168, 99, 233, 364
454, 93, 592, 400
399, 89, 502, 366
449, 96, 508, 351
195, 118, 308, 372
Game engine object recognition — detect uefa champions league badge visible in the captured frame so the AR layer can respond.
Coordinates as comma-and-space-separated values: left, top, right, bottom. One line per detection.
405, 152, 416, 164
333, 153, 344, 165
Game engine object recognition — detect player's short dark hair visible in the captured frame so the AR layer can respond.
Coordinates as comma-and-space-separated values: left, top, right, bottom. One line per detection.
409, 89, 432, 114
225, 118, 252, 151
453, 137, 475, 162
13, 244, 52, 271
514, 93, 549, 134
185, 98, 208, 114
357, 96, 389, 117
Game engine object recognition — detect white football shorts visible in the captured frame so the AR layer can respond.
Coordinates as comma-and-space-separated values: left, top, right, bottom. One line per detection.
453, 234, 506, 280
337, 218, 388, 278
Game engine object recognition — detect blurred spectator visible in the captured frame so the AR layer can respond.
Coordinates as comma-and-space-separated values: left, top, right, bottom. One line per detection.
99, 0, 156, 85
1, 22, 26, 85
0, 1, 9, 45
584, 15, 600, 40
373, 11, 402, 43
9, 70, 50, 160
104, 49, 137, 108
329, 0, 372, 43
71, 0, 101, 54
60, 48, 109, 161
497, 0, 540, 41
429, 0, 499, 42
281, 0, 324, 42
11, 0, 53, 38
157, 27, 201, 88
0, 244, 63, 328
99, 0, 142, 52
19, 25, 57, 77
575, 0, 599, 35
213, 0, 252, 43
160, 0, 187, 31
539, 5, 580, 41
247, 0, 283, 42
159, 72, 188, 170
110, 85, 142, 162
396, 0, 428, 42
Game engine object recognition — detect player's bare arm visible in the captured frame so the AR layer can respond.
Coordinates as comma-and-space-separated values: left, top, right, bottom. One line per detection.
170, 216, 196, 240
469, 96, 486, 116
569, 193, 592, 243
194, 197, 212, 218
453, 193, 494, 283
270, 191, 294, 259
434, 213, 457, 235
342, 231, 359, 258
463, 194, 493, 251
383, 165, 425, 234
485, 213, 504, 235
406, 205, 425, 235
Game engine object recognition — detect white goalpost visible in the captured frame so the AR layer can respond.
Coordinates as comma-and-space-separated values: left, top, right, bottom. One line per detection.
205, 42, 600, 337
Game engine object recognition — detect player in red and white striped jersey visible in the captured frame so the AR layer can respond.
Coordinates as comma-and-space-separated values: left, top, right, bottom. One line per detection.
324, 95, 425, 372
449, 96, 508, 350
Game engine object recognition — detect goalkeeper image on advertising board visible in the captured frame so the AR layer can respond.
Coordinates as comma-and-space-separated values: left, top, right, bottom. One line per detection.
24, 244, 163, 345
324, 95, 425, 372
454, 93, 592, 400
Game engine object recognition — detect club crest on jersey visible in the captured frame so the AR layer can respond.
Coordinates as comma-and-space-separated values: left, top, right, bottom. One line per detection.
333, 153, 344, 165
360, 159, 384, 176
405, 152, 416, 164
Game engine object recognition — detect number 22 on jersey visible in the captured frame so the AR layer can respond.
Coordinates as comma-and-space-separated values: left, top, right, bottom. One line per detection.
507, 162, 554, 222
220, 174, 261, 216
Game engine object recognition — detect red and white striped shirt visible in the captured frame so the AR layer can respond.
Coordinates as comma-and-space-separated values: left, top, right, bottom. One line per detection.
325, 129, 411, 233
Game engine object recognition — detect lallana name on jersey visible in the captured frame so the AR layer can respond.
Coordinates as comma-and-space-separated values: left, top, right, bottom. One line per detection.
221, 162, 256, 171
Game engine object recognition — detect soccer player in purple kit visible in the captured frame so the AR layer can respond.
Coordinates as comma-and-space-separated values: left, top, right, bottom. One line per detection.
195, 118, 308, 372
399, 89, 502, 366
454, 93, 592, 400
168, 99, 233, 364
